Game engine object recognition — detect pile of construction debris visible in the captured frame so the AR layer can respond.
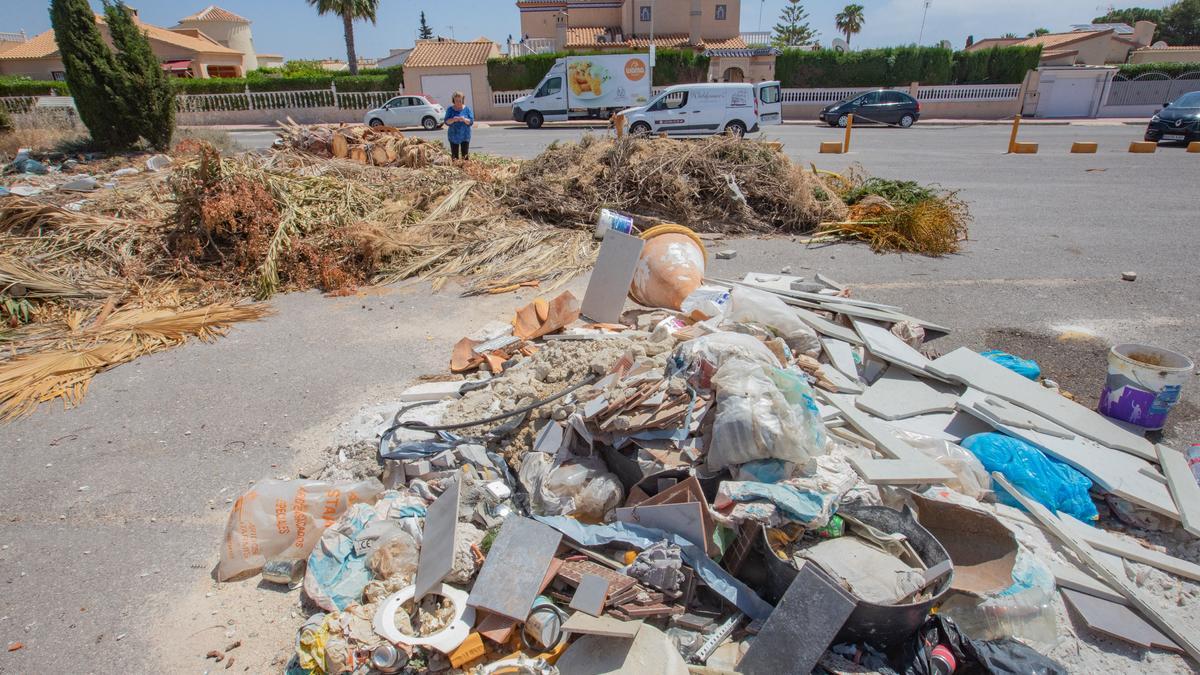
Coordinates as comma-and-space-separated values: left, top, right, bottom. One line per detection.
213, 225, 1198, 673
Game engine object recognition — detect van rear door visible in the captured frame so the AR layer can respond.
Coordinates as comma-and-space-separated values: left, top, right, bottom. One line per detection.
755, 81, 783, 125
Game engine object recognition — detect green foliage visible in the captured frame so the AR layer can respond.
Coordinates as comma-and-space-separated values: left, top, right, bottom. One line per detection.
950, 45, 1042, 84
306, 0, 380, 75
1093, 7, 1165, 42
842, 177, 939, 206
1028, 28, 1050, 37
51, 0, 138, 149
104, 1, 174, 150
0, 107, 11, 134
777, 46, 953, 86
0, 76, 69, 96
171, 69, 400, 94
774, 0, 818, 47
419, 10, 434, 40
651, 50, 710, 86
835, 4, 866, 47
1117, 61, 1200, 78
1162, 0, 1200, 45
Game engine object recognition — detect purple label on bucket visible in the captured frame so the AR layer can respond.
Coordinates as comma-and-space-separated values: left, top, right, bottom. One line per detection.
1099, 382, 1180, 430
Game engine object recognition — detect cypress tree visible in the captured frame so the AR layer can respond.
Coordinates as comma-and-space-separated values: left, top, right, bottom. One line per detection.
49, 0, 137, 149
104, 1, 175, 150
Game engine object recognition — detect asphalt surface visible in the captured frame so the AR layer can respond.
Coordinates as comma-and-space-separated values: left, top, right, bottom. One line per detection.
3, 122, 1199, 673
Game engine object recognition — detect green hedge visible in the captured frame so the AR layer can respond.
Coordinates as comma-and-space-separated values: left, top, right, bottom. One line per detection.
171, 71, 400, 94
0, 76, 70, 96
1117, 62, 1200, 79
487, 49, 709, 91
776, 45, 1040, 87
951, 46, 1042, 84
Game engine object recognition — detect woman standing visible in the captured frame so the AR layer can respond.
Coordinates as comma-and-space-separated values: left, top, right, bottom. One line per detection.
444, 91, 473, 161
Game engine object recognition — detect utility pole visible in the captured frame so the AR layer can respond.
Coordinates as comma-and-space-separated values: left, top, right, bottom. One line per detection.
917, 0, 931, 44
648, 0, 656, 86
758, 0, 765, 32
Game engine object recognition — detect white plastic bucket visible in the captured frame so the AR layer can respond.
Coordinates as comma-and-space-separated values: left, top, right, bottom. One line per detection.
1098, 343, 1194, 430
593, 208, 634, 239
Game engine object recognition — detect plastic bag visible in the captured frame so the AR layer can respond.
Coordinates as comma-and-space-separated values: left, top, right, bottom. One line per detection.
892, 613, 1066, 675
533, 455, 623, 522
937, 550, 1057, 646
893, 430, 992, 500
672, 331, 781, 389
961, 433, 1097, 522
706, 358, 827, 470
980, 350, 1041, 380
726, 286, 820, 355
680, 285, 731, 321
217, 478, 384, 581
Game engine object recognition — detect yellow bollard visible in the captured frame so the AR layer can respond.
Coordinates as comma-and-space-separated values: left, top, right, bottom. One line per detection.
1188, 141, 1200, 153
613, 113, 625, 139
1012, 141, 1038, 154
1007, 115, 1022, 153
1129, 141, 1157, 153
1070, 141, 1098, 153
843, 113, 854, 153
819, 141, 844, 154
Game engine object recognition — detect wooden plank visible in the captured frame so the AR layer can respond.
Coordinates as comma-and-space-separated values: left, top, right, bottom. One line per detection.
929, 347, 1155, 461
992, 472, 1200, 666
1158, 444, 1200, 538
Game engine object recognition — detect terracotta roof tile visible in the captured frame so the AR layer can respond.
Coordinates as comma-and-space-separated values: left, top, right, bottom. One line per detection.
0, 14, 242, 61
405, 40, 499, 68
1134, 45, 1200, 51
0, 29, 58, 59
565, 26, 745, 50
1019, 29, 1112, 50
177, 5, 251, 24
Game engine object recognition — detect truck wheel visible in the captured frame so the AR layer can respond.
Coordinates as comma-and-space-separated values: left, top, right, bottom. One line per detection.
368, 118, 385, 128
526, 111, 544, 129
629, 121, 652, 136
421, 116, 438, 130
724, 120, 747, 137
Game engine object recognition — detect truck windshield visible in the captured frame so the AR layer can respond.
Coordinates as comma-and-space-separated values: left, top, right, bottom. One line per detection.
537, 77, 562, 97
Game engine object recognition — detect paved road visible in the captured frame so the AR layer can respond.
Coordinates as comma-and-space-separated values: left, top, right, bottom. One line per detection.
3, 123, 1198, 673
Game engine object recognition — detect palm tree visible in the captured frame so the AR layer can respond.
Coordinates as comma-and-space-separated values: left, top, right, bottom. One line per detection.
835, 4, 865, 48
306, 0, 380, 75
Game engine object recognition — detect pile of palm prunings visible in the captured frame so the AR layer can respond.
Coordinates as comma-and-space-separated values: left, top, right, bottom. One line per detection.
1, 128, 969, 421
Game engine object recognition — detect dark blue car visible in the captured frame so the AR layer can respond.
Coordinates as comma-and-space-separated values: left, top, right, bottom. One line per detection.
1145, 91, 1200, 144
820, 90, 921, 128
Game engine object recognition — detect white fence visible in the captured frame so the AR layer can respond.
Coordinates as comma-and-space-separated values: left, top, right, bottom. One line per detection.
0, 96, 37, 114
491, 83, 1022, 108
175, 88, 392, 113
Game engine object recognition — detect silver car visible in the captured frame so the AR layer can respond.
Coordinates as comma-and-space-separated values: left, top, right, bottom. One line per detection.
364, 95, 444, 130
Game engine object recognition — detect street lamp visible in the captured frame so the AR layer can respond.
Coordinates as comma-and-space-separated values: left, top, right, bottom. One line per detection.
917, 0, 931, 44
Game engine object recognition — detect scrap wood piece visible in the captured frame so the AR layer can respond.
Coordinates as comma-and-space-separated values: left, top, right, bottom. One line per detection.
992, 472, 1200, 665
1061, 588, 1182, 652
1157, 444, 1200, 538
928, 347, 1155, 461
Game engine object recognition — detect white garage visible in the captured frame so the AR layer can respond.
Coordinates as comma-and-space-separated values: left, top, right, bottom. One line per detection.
1032, 67, 1116, 118
420, 74, 474, 109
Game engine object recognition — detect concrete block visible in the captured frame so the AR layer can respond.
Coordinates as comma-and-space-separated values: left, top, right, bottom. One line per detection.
399, 380, 463, 401
1070, 141, 1098, 153
1012, 141, 1038, 154
1129, 141, 1157, 153
819, 141, 843, 154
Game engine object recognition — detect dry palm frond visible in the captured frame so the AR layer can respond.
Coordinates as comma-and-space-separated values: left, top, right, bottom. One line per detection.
0, 303, 271, 421
0, 256, 126, 300
819, 193, 970, 256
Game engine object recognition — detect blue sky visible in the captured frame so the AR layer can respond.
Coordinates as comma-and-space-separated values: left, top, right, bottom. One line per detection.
6, 1, 1176, 60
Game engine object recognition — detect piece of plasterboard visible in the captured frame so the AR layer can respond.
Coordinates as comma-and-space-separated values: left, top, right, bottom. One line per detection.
1051, 562, 1127, 605
856, 368, 961, 420
929, 348, 1155, 461
847, 456, 957, 485
1061, 588, 1181, 652
819, 364, 864, 394
1056, 512, 1200, 582
852, 318, 945, 380
561, 612, 643, 638
821, 338, 860, 380
815, 272, 845, 292
993, 473, 1200, 665
885, 410, 994, 443
414, 477, 461, 600
961, 390, 1076, 439
960, 402, 1179, 520
581, 230, 644, 325
714, 275, 904, 312
468, 517, 562, 621
739, 271, 807, 293
822, 393, 926, 461
1158, 444, 1200, 538
794, 307, 863, 345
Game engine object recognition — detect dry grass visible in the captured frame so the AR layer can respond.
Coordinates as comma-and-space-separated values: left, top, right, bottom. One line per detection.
0, 109, 87, 157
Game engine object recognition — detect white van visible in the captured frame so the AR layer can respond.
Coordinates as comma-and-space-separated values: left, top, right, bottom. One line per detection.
619, 81, 781, 137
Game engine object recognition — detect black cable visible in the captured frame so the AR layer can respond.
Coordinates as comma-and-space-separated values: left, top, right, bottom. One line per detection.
386, 372, 599, 434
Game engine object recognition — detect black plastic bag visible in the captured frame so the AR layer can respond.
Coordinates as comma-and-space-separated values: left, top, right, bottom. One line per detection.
893, 615, 1066, 675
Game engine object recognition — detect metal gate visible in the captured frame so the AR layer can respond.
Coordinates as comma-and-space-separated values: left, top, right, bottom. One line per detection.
1106, 71, 1200, 107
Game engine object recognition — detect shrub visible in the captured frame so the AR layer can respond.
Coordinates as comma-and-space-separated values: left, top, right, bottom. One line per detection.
50, 0, 138, 149
651, 49, 710, 86
776, 46, 954, 87
951, 46, 1042, 84
0, 107, 11, 134
105, 0, 174, 150
488, 53, 562, 91
172, 70, 399, 94
0, 76, 69, 97
1117, 62, 1200, 79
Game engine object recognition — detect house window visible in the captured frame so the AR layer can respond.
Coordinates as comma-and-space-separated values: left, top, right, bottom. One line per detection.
50, 71, 67, 81
639, 5, 652, 22
715, 4, 727, 20
206, 65, 239, 78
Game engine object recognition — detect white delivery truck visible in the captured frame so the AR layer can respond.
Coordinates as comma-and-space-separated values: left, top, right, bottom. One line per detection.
511, 54, 652, 128
617, 81, 783, 137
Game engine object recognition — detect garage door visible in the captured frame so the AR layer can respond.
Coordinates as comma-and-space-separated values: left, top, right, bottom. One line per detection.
1039, 75, 1100, 117
420, 74, 473, 109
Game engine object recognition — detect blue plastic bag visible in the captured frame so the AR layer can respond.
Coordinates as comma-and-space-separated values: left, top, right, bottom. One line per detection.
961, 433, 1098, 522
980, 350, 1041, 380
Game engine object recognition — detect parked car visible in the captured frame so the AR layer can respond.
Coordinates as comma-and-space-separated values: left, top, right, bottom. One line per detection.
364, 95, 444, 130
620, 83, 766, 137
819, 90, 921, 128
1144, 91, 1200, 144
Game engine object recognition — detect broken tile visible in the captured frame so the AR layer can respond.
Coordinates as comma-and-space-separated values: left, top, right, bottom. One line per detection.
562, 612, 643, 638
582, 230, 644, 324
414, 477, 461, 599
569, 574, 610, 617
468, 517, 561, 621
1061, 588, 1181, 652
